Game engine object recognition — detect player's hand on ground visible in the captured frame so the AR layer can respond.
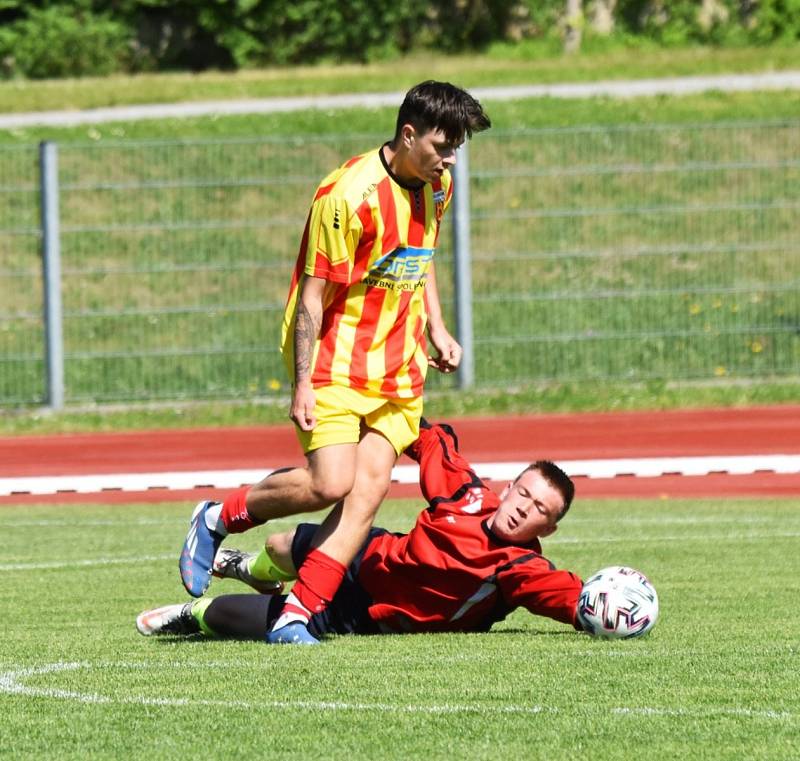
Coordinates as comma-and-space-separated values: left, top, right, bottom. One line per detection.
427, 326, 462, 373
290, 382, 317, 430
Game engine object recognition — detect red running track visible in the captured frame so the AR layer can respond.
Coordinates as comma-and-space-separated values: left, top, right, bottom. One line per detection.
2, 405, 800, 503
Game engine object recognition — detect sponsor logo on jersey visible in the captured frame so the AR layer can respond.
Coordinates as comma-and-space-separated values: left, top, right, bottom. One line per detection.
363, 246, 434, 291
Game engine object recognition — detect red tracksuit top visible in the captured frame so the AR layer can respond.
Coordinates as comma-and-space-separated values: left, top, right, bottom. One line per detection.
357, 420, 583, 633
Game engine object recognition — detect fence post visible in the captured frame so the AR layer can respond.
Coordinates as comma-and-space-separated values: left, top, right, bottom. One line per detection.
452, 142, 474, 389
40, 141, 64, 410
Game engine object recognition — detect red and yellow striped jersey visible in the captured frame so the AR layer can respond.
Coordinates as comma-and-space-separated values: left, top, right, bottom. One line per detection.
281, 146, 453, 398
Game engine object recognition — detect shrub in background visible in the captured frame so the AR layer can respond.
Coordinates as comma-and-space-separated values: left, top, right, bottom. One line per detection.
1, 0, 800, 79
0, 5, 130, 78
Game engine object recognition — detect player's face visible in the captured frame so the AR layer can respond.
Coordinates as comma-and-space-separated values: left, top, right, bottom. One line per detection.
488, 469, 563, 544
404, 126, 461, 184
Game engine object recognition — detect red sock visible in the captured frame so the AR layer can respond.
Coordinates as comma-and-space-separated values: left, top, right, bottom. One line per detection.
278, 549, 347, 624
220, 486, 265, 534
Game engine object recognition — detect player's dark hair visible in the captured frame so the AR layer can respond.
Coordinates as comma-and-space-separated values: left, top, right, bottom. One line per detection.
517, 460, 575, 520
394, 80, 491, 145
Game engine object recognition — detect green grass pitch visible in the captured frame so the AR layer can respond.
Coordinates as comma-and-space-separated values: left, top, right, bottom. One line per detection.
1, 496, 799, 759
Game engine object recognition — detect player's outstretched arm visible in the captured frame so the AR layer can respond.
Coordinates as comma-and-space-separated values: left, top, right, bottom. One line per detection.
498, 561, 584, 631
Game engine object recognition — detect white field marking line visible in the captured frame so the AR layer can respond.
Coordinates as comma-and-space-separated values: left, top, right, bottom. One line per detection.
3, 454, 800, 496
548, 530, 800, 545
0, 553, 173, 571
1, 662, 794, 722
612, 706, 794, 720
6, 529, 799, 572
572, 516, 798, 526
3, 71, 800, 128
0, 662, 550, 715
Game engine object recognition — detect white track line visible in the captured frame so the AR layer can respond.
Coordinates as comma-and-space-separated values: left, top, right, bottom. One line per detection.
2, 454, 799, 497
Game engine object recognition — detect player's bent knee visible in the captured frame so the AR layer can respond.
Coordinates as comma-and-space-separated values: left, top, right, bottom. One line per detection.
266, 531, 296, 575
351, 477, 391, 509
265, 529, 293, 557
308, 477, 353, 507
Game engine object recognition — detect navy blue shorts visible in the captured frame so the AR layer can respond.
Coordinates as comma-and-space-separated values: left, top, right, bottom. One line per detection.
288, 523, 390, 637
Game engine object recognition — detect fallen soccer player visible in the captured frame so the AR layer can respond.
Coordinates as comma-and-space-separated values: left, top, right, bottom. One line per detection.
138, 419, 585, 642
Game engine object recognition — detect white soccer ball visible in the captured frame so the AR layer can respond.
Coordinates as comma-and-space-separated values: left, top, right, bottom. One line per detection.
577, 566, 659, 639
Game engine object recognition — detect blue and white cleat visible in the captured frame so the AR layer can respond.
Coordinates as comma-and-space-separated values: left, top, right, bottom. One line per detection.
266, 622, 320, 645
179, 500, 224, 597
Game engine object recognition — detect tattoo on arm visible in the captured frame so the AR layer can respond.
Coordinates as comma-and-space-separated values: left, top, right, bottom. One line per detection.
294, 300, 321, 383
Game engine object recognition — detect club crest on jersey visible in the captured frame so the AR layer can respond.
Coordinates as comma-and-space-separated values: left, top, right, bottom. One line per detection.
460, 488, 484, 514
433, 189, 446, 222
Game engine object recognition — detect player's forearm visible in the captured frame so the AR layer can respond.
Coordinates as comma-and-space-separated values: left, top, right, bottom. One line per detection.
424, 262, 447, 332
293, 282, 324, 386
510, 571, 584, 630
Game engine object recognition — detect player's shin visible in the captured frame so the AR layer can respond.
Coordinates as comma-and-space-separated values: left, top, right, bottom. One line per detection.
249, 546, 296, 583
202, 595, 282, 639
189, 597, 218, 636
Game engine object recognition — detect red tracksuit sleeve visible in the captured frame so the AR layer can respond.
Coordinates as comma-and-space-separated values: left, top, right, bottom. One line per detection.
404, 420, 486, 506
497, 561, 584, 630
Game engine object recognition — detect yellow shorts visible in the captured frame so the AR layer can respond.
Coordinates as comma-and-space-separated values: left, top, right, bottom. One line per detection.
295, 385, 423, 456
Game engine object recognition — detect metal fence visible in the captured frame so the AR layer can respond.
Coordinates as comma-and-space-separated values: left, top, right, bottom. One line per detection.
0, 144, 42, 405
1, 121, 799, 407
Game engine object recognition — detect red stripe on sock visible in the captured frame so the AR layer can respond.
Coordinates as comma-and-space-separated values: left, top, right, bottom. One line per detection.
281, 601, 312, 621
287, 549, 347, 616
220, 486, 264, 534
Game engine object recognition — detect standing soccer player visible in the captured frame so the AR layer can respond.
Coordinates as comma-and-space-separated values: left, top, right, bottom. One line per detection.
179, 81, 491, 644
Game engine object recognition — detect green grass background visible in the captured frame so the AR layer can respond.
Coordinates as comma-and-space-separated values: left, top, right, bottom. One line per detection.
2, 44, 800, 425
4, 108, 800, 413
2, 44, 799, 759
2, 43, 800, 116
1, 496, 798, 759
